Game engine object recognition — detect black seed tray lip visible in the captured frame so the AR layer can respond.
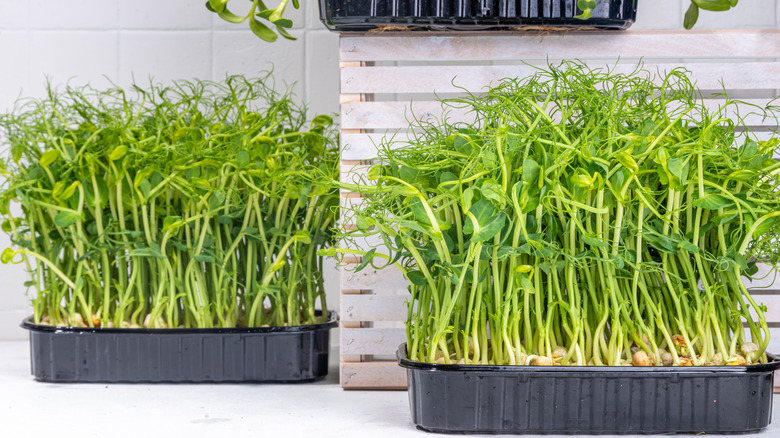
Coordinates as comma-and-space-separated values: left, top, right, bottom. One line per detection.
21, 310, 339, 334
398, 345, 780, 373
319, 0, 638, 32
322, 17, 636, 32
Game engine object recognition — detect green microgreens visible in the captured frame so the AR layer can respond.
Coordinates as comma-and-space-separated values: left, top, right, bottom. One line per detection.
0, 74, 338, 329
333, 61, 779, 367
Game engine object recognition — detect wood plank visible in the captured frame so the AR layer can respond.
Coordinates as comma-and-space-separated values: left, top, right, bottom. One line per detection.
341, 294, 408, 322
341, 328, 407, 355
340, 31, 780, 62
341, 132, 411, 161
743, 263, 780, 289
341, 99, 780, 130
341, 130, 779, 161
340, 361, 407, 389
341, 261, 409, 291
340, 162, 372, 186
747, 294, 780, 325
341, 63, 780, 95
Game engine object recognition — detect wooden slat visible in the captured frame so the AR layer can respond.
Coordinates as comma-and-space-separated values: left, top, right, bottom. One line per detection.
341, 63, 780, 95
743, 263, 780, 289
341, 262, 408, 291
341, 130, 779, 161
340, 31, 780, 62
342, 99, 780, 130
340, 361, 407, 389
341, 294, 408, 322
340, 162, 372, 186
747, 294, 780, 324
341, 132, 410, 161
341, 328, 407, 355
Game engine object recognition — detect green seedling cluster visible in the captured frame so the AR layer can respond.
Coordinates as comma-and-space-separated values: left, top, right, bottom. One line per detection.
336, 62, 780, 367
0, 75, 338, 329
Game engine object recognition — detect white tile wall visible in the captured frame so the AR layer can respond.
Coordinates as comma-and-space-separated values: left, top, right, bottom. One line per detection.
118, 0, 212, 30
212, 29, 306, 91
0, 0, 27, 29
0, 0, 778, 338
29, 0, 118, 30
118, 31, 212, 85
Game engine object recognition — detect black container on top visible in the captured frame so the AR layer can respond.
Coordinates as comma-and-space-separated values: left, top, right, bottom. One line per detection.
319, 0, 637, 31
22, 312, 338, 383
398, 344, 779, 434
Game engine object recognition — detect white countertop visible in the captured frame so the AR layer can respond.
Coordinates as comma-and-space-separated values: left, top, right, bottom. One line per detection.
1, 340, 778, 438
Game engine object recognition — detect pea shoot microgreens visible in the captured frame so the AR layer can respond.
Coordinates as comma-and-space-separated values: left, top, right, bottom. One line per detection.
332, 61, 780, 367
0, 75, 338, 329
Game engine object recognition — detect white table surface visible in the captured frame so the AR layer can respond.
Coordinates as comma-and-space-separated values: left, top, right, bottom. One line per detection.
1, 340, 778, 438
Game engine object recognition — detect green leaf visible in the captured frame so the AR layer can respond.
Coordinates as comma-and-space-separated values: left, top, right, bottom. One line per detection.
193, 254, 215, 263
354, 248, 376, 272
311, 114, 332, 128
129, 247, 166, 259
54, 210, 81, 227
467, 199, 496, 231
409, 197, 432, 226
399, 165, 420, 182
207, 0, 229, 13
390, 185, 417, 197
367, 165, 382, 181
236, 150, 250, 168
472, 211, 506, 242
692, 193, 733, 210
294, 230, 312, 244
684, 2, 700, 29
249, 16, 278, 42
39, 150, 60, 167
667, 157, 689, 186
162, 216, 183, 233
582, 235, 607, 248
209, 190, 226, 211
522, 159, 540, 186
462, 187, 475, 211
438, 171, 458, 189
273, 18, 293, 29
615, 151, 638, 173
480, 181, 503, 204
1, 248, 17, 264
356, 215, 375, 230
407, 270, 427, 286
109, 145, 128, 161
752, 216, 778, 239
139, 179, 151, 200
693, 0, 732, 11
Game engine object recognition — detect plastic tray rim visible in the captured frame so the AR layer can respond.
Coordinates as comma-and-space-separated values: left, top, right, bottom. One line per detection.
21, 310, 338, 335
397, 343, 780, 374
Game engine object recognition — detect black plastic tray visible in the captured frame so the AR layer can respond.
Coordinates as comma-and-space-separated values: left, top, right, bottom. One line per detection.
398, 344, 779, 434
21, 312, 338, 383
319, 0, 637, 31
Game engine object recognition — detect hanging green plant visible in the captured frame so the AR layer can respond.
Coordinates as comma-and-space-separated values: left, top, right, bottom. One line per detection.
206, 0, 298, 42
684, 0, 739, 29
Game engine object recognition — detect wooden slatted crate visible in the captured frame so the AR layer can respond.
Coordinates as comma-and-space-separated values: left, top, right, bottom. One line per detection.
338, 30, 780, 389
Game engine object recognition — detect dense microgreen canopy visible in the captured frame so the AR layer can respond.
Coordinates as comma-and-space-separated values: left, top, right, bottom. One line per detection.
335, 61, 780, 366
0, 75, 338, 329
